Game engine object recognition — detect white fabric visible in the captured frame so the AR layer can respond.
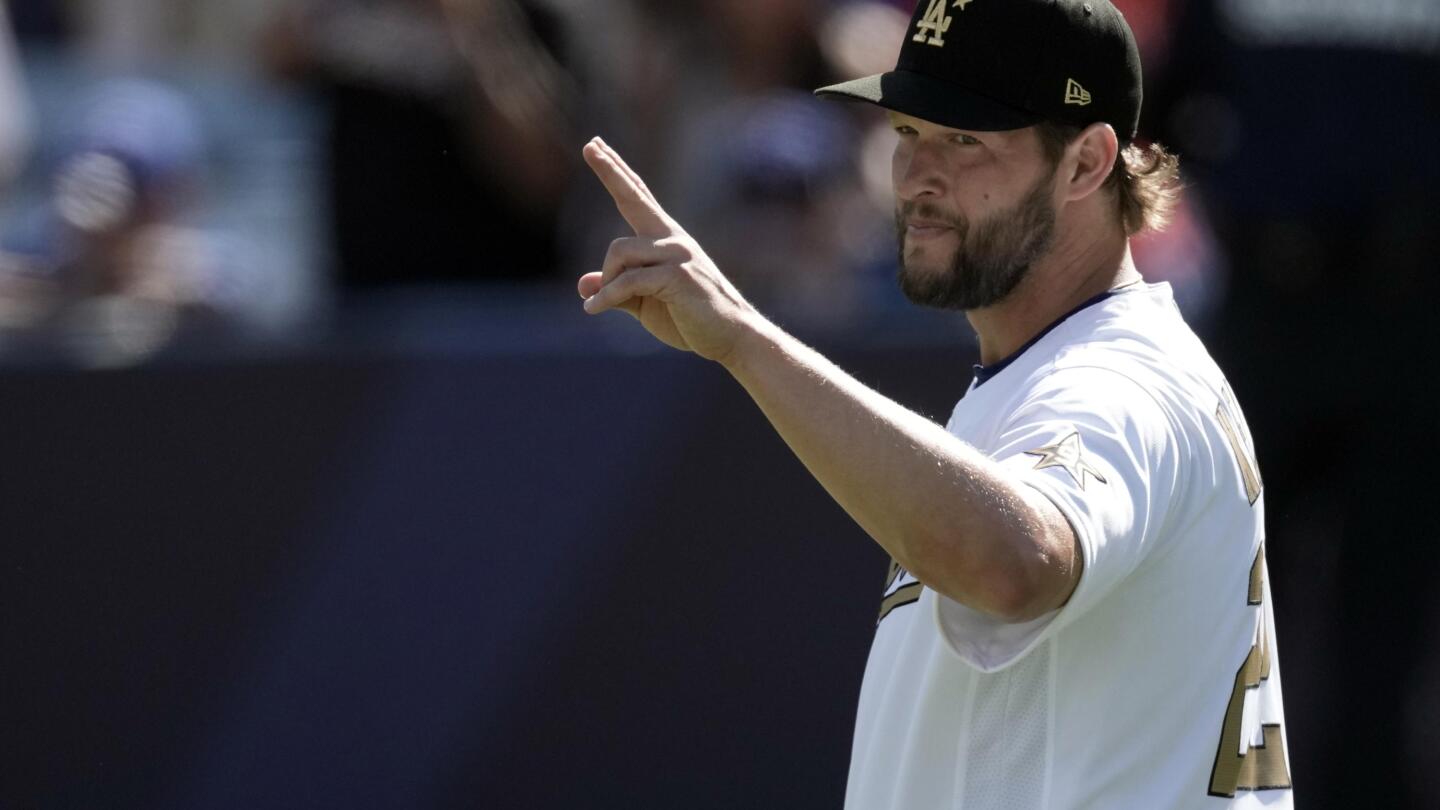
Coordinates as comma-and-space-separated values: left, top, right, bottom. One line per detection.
846, 283, 1292, 809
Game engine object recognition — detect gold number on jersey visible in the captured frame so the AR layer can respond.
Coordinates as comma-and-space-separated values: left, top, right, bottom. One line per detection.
1216, 386, 1262, 505
1207, 546, 1292, 797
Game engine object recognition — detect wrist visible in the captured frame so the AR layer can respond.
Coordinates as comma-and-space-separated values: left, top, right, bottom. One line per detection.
717, 311, 782, 377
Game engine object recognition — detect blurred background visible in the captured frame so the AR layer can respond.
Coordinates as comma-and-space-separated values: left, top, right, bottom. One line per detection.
0, 0, 1436, 806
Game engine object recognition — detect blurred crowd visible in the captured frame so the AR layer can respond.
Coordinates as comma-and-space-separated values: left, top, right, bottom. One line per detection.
1, 1, 1438, 807
0, 0, 1432, 358
0, 0, 1249, 366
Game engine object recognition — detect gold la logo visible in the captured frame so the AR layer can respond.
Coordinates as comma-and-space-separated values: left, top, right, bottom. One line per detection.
1064, 79, 1093, 106
913, 0, 976, 48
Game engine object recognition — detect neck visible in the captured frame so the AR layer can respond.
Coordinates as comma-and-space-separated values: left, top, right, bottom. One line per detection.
965, 228, 1139, 366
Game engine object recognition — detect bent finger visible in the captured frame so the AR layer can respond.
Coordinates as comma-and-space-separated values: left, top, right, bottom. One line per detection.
583, 264, 671, 316
580, 271, 640, 319
602, 237, 687, 286
577, 271, 603, 299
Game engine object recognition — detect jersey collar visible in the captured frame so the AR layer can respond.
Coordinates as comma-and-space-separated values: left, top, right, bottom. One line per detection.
972, 282, 1143, 388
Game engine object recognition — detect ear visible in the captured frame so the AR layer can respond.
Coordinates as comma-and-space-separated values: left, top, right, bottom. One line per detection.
1061, 123, 1119, 204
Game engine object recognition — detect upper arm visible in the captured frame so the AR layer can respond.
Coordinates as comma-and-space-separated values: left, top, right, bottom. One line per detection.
934, 366, 1182, 669
992, 367, 1179, 607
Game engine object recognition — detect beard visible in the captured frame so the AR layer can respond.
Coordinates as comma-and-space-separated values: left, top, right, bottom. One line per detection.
895, 170, 1059, 311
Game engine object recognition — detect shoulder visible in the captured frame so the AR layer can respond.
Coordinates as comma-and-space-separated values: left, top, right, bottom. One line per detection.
1040, 284, 1227, 423
997, 290, 1234, 470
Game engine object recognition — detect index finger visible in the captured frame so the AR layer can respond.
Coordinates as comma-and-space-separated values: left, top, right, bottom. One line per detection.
583, 137, 676, 239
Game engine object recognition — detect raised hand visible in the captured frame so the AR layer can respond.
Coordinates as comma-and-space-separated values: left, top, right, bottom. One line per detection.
578, 137, 757, 364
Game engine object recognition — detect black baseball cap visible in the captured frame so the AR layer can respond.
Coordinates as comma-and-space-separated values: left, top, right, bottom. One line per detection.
815, 0, 1142, 142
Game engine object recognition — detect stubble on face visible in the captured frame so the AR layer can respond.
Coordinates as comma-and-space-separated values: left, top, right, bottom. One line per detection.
895, 168, 1059, 311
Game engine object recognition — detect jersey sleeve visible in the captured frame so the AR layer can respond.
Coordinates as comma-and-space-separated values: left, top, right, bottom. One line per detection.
935, 365, 1183, 672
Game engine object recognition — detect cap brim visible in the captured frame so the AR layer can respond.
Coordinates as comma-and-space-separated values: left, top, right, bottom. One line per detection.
815, 70, 1042, 132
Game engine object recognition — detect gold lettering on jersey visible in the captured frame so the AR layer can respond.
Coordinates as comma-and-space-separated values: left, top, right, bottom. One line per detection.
1025, 431, 1108, 490
913, 0, 954, 47
1248, 545, 1265, 606
885, 557, 904, 591
878, 582, 923, 625
1064, 79, 1093, 106
1216, 387, 1263, 505
1208, 547, 1293, 797
878, 559, 921, 625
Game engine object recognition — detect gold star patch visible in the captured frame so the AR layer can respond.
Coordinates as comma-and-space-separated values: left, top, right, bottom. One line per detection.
1025, 431, 1108, 490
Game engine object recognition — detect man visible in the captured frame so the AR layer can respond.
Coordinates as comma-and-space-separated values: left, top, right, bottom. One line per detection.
578, 0, 1292, 807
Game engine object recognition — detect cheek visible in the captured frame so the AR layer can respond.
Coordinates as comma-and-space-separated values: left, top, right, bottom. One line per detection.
890, 144, 910, 189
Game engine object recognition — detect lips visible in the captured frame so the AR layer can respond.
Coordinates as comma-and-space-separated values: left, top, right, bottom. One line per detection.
897, 203, 961, 244
905, 219, 953, 240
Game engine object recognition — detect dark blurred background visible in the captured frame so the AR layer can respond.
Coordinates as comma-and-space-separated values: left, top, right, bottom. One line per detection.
0, 0, 1435, 807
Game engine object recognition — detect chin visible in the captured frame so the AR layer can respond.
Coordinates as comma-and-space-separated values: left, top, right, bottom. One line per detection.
897, 261, 940, 291
896, 263, 951, 305
901, 243, 952, 276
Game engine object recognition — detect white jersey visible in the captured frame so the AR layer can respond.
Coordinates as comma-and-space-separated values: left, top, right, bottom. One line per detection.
846, 283, 1292, 810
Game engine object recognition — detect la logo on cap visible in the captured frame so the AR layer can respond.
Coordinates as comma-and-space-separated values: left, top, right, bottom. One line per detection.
913, 0, 977, 48
1064, 79, 1093, 106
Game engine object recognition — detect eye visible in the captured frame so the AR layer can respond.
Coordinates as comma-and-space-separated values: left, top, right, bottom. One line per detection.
894, 124, 918, 136
950, 133, 982, 146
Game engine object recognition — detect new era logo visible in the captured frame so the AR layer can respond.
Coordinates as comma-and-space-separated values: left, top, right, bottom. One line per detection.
1064, 79, 1092, 106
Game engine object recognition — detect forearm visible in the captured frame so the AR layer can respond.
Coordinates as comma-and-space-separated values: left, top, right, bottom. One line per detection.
573, 136, 1074, 620
721, 316, 1077, 622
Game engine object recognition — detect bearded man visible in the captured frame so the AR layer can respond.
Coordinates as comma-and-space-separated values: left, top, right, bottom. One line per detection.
578, 1, 1292, 807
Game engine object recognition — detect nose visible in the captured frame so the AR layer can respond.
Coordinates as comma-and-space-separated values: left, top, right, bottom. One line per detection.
893, 139, 946, 203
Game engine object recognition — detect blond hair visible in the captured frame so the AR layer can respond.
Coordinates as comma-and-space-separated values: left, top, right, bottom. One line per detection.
1037, 123, 1182, 236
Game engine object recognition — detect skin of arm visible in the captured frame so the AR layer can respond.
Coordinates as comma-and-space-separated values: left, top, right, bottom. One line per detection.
579, 138, 1080, 624
721, 316, 1080, 623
